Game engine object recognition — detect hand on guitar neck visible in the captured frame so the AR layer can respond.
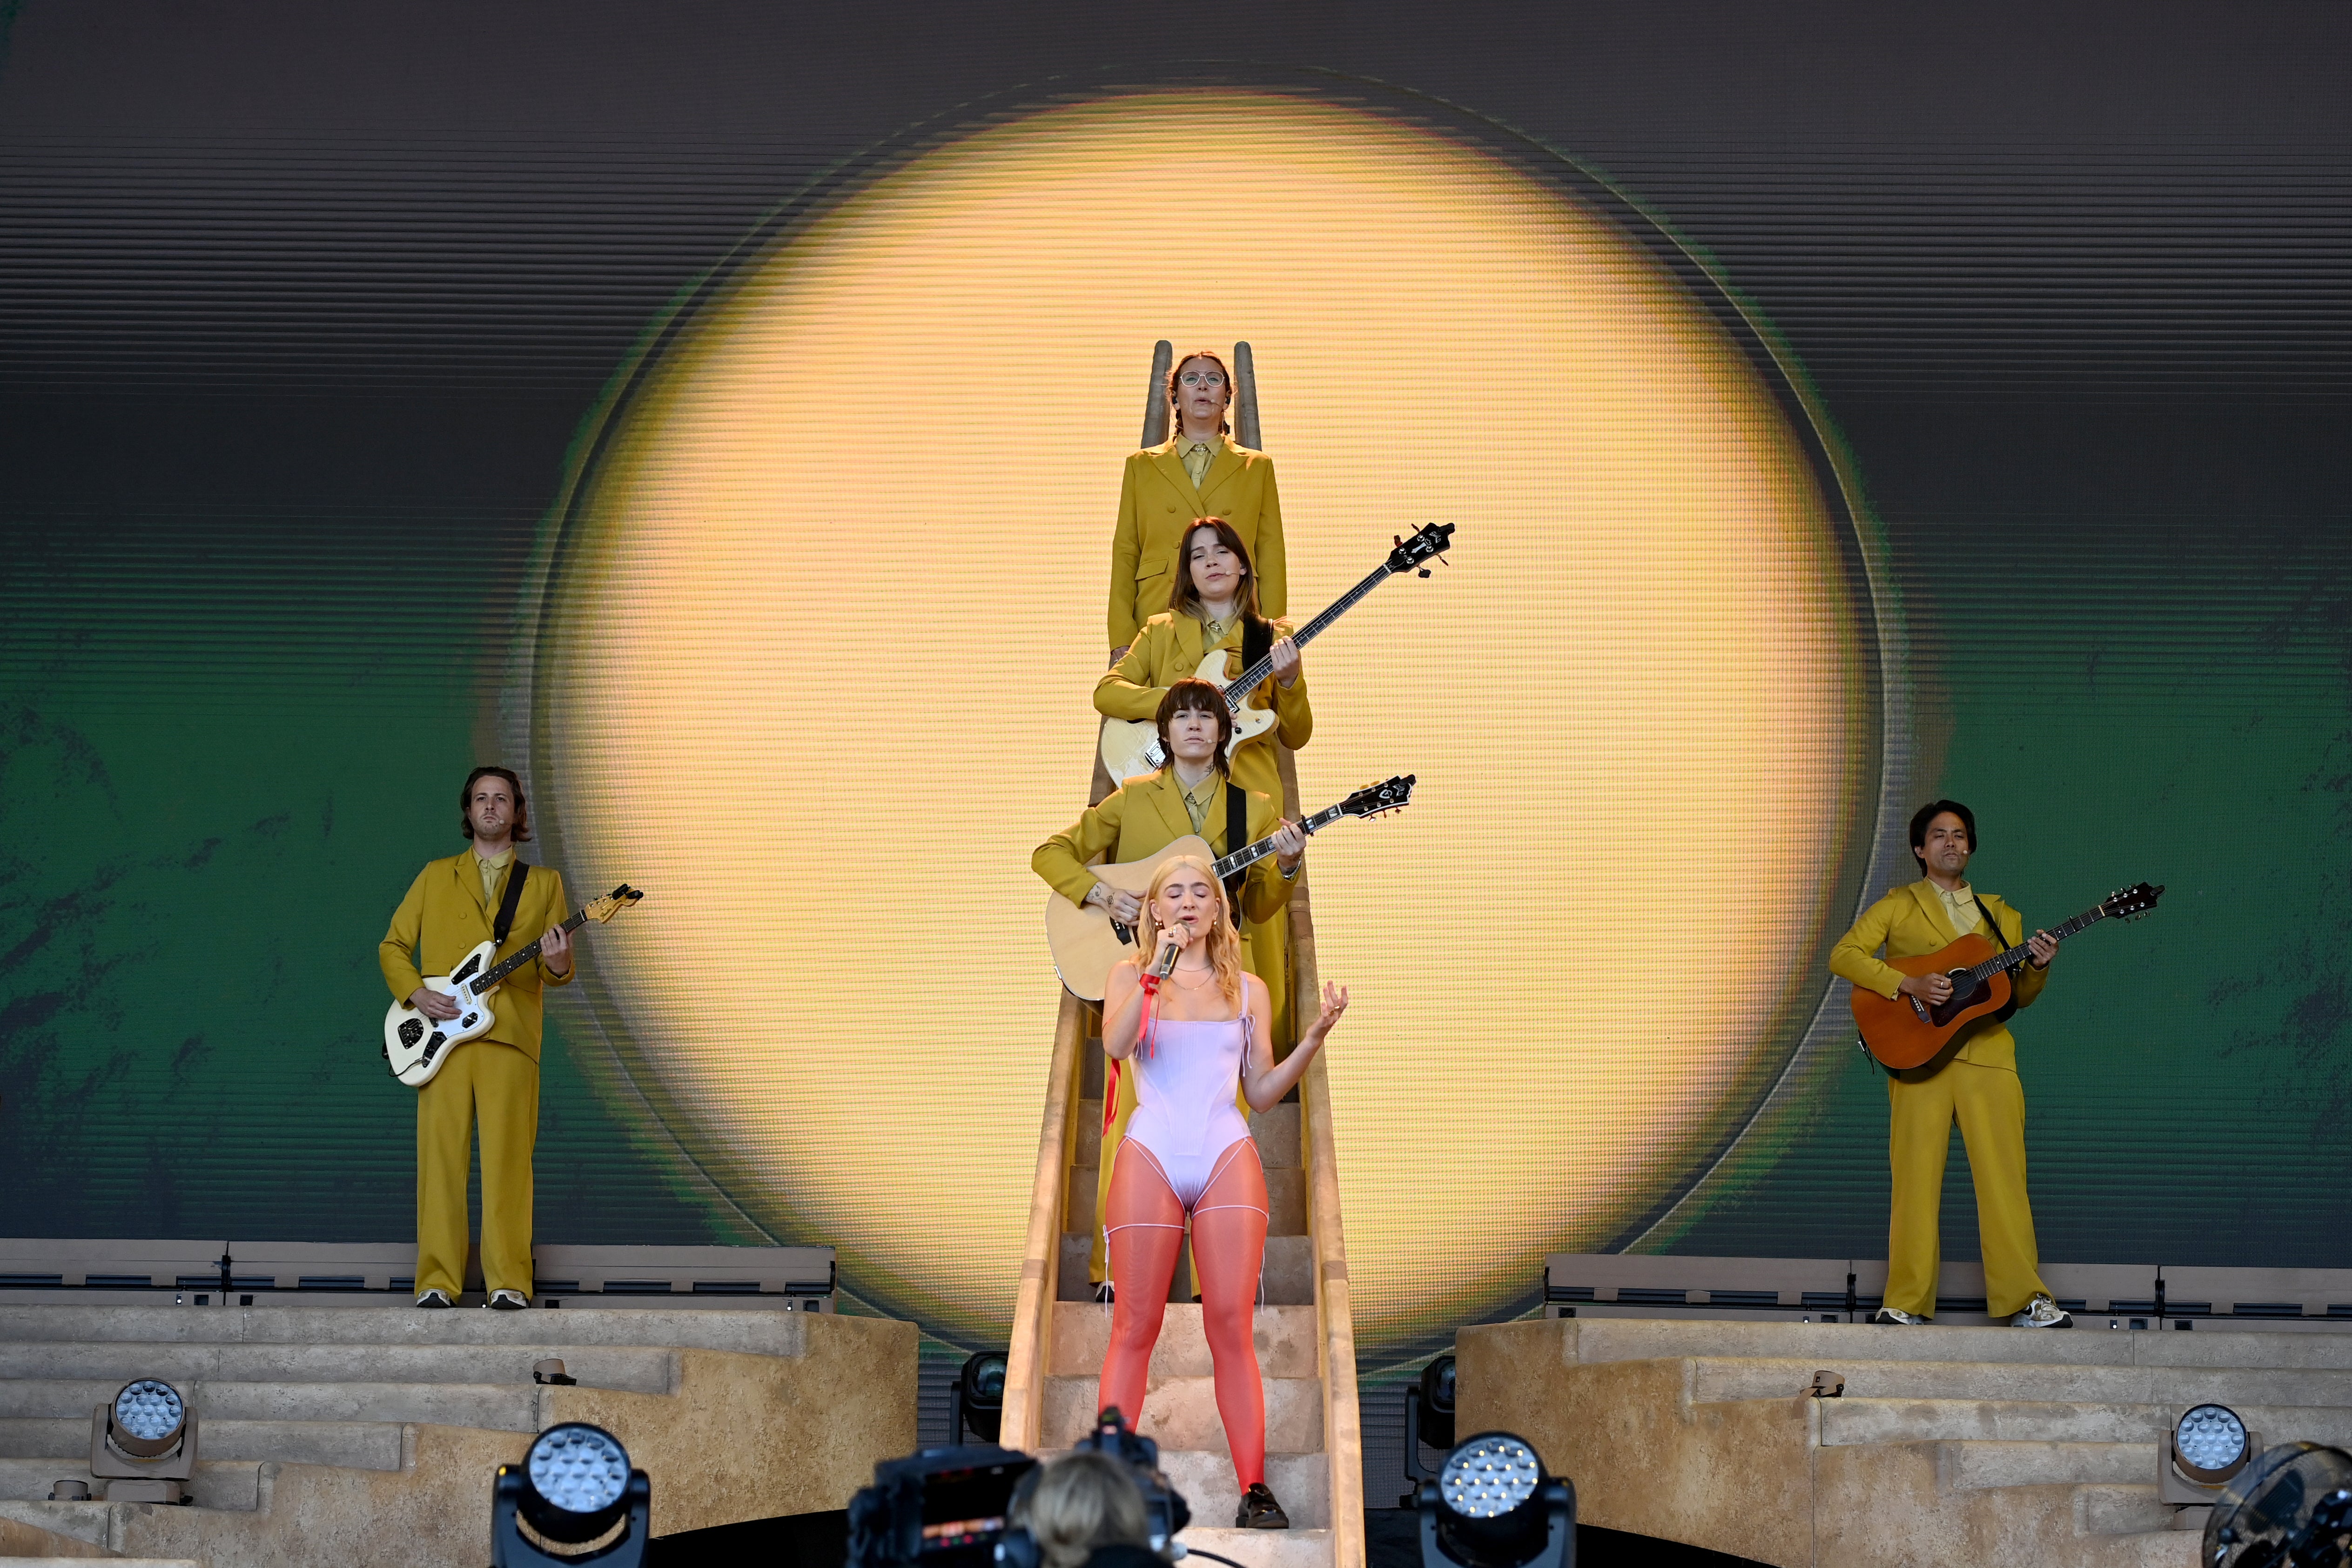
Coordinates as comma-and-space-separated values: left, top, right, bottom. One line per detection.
1896, 928, 2058, 1005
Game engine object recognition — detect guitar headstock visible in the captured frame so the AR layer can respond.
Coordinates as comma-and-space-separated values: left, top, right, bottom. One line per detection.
1387, 523, 1454, 577
1339, 774, 1417, 819
2101, 882, 2164, 921
584, 884, 645, 924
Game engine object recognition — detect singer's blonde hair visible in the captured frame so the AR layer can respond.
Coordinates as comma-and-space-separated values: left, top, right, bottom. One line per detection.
1137, 854, 1246, 1011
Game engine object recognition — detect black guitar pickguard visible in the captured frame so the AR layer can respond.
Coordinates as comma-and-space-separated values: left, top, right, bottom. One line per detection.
398, 1017, 424, 1048
1925, 973, 1994, 1028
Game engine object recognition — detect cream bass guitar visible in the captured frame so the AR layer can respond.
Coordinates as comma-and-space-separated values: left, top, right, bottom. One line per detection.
381, 883, 643, 1087
1044, 776, 1414, 1000
1098, 524, 1454, 784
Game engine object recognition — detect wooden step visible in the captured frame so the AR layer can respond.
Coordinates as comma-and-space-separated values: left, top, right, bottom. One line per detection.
1175, 1526, 1331, 1568
1054, 1236, 1313, 1306
1042, 1373, 1322, 1453
1051, 1303, 1318, 1379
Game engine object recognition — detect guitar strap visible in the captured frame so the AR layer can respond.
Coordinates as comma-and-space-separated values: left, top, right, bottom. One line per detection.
1974, 895, 2022, 1024
1223, 776, 1249, 910
492, 861, 531, 949
1223, 616, 1273, 913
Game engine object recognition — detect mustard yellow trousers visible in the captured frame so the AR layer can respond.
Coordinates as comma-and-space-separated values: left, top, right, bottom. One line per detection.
416, 1038, 538, 1298
1885, 1059, 2050, 1319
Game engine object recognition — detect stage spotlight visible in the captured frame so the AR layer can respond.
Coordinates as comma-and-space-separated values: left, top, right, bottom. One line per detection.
492, 1422, 650, 1568
2161, 1403, 2262, 1505
88, 1378, 200, 1503
1413, 1432, 1575, 1568
1401, 1354, 1459, 1503
953, 1351, 1008, 1444
2204, 1442, 2352, 1567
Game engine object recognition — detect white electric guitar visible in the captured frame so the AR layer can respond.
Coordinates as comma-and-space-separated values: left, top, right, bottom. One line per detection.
381, 883, 643, 1088
1099, 523, 1455, 784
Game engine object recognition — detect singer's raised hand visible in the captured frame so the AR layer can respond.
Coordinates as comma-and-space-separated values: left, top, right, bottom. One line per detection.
1304, 982, 1350, 1045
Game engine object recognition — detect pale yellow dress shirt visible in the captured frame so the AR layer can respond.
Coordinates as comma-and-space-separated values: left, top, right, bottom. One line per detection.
474, 845, 515, 906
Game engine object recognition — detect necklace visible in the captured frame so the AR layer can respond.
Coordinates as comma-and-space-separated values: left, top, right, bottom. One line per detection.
1169, 964, 1216, 989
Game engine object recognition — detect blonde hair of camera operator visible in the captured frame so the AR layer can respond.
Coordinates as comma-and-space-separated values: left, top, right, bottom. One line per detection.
1012, 1452, 1151, 1568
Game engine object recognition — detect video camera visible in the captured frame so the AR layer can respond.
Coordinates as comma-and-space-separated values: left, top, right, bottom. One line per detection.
845, 1408, 1188, 1568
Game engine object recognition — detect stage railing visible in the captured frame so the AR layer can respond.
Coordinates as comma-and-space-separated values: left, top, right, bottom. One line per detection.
1000, 988, 1088, 1450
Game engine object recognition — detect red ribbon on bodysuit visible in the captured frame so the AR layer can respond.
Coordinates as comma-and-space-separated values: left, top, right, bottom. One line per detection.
1107, 973, 1164, 1135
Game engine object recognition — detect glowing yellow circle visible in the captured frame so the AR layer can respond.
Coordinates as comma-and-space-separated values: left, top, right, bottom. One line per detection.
533, 89, 1872, 1348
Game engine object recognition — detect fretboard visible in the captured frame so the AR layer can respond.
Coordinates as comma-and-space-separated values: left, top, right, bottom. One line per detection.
1221, 560, 1395, 704
1956, 902, 2106, 985
470, 908, 591, 994
1213, 801, 1349, 877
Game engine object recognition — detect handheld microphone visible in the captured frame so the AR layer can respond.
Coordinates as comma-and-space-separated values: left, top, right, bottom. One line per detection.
1149, 921, 1189, 979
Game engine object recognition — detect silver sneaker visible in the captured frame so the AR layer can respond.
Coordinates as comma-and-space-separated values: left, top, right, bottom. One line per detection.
415, 1289, 453, 1309
2011, 1294, 2073, 1328
1871, 1306, 1931, 1325
487, 1289, 529, 1311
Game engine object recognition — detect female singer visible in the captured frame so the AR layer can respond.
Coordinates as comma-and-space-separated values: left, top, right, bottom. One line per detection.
1097, 853, 1350, 1531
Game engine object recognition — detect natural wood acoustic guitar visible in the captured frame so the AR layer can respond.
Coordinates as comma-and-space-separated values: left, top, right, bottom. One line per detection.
1043, 776, 1414, 1001
1851, 881, 2163, 1070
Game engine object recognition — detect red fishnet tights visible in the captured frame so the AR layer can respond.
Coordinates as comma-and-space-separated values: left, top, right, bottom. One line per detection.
1099, 1135, 1271, 1487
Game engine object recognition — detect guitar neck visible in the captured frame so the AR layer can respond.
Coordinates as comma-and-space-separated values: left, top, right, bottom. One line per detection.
1221, 561, 1394, 703
470, 907, 590, 994
1960, 903, 2105, 985
1213, 801, 1348, 877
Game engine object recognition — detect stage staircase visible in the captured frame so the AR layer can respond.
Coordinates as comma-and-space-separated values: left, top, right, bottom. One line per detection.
0, 1303, 912, 1568
1004, 339, 1363, 1566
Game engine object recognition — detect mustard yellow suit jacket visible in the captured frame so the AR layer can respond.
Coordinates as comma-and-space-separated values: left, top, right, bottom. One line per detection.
1107, 436, 1287, 650
379, 853, 574, 1063
1095, 611, 1312, 809
1829, 879, 2050, 1071
1032, 767, 1297, 931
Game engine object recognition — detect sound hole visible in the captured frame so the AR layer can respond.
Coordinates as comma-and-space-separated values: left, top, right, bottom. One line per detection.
398, 1018, 424, 1048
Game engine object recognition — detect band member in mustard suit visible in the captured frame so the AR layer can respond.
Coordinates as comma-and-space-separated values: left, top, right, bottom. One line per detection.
1108, 347, 1286, 657
379, 767, 574, 1309
1830, 799, 2072, 1329
1098, 519, 1311, 816
1035, 680, 1306, 1288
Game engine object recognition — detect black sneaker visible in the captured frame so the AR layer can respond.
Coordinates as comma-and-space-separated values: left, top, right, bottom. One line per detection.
416, 1289, 453, 1309
1237, 1483, 1289, 1529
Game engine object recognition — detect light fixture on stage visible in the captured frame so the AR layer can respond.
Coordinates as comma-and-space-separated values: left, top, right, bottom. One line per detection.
1413, 1432, 1575, 1568
89, 1378, 199, 1504
2204, 1442, 2352, 1567
1401, 1354, 1458, 1504
952, 1351, 1008, 1444
2161, 1403, 2260, 1505
492, 1422, 650, 1568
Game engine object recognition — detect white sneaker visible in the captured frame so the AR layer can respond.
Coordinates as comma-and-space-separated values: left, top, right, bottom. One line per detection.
487, 1289, 529, 1311
415, 1289, 453, 1309
1871, 1306, 1931, 1325
2011, 1294, 2073, 1328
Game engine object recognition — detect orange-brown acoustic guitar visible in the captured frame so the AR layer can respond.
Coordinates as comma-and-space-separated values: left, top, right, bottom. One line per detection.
1851, 881, 2164, 1070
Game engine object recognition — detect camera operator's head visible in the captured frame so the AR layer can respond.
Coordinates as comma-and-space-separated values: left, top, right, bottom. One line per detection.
1010, 1451, 1155, 1568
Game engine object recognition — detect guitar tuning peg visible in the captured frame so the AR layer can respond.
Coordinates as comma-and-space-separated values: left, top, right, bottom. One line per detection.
1417, 568, 1431, 579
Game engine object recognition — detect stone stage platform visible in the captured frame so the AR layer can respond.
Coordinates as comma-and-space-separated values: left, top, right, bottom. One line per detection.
1460, 1313, 2352, 1568
0, 1303, 914, 1567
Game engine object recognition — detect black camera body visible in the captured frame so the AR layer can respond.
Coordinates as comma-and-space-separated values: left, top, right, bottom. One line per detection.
847, 1445, 1039, 1568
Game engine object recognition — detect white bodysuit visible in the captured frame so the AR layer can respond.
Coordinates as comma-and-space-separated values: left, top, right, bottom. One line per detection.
1112, 1014, 1263, 1215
